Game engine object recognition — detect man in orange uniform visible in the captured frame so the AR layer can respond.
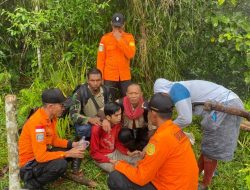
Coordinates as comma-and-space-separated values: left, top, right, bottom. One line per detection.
108, 93, 198, 190
19, 88, 85, 190
97, 12, 136, 98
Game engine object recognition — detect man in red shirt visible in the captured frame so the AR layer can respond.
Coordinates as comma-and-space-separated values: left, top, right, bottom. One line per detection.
97, 13, 136, 98
90, 102, 141, 173
108, 93, 198, 190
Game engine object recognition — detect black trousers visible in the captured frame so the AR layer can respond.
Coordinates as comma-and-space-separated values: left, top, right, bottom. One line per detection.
104, 80, 132, 99
20, 147, 69, 189
108, 170, 157, 190
20, 159, 67, 189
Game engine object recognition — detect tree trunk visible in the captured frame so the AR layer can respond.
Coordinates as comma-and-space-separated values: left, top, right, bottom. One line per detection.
5, 95, 21, 190
34, 3, 42, 77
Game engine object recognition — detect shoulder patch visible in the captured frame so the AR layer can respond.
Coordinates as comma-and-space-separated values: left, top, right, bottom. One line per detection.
98, 43, 104, 52
170, 83, 190, 104
36, 133, 44, 142
146, 143, 155, 156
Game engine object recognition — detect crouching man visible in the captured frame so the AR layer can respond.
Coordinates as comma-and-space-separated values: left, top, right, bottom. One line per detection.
18, 88, 88, 190
108, 93, 198, 190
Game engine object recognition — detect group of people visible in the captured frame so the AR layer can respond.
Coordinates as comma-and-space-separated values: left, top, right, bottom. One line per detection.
18, 12, 244, 190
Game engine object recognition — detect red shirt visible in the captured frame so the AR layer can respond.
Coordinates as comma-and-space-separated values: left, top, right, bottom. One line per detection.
90, 124, 128, 163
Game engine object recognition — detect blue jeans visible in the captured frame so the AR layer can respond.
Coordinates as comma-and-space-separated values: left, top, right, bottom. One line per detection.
74, 123, 91, 138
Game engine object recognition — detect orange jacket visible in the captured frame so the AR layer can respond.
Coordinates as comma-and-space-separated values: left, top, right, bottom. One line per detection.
97, 31, 136, 81
19, 108, 68, 167
115, 120, 198, 190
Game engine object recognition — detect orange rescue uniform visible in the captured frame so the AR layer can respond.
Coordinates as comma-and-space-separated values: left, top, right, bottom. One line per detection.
19, 108, 68, 167
97, 31, 136, 81
115, 120, 198, 190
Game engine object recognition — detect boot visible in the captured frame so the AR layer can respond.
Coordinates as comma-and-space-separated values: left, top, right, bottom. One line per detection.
71, 158, 82, 174
65, 158, 97, 187
63, 171, 97, 187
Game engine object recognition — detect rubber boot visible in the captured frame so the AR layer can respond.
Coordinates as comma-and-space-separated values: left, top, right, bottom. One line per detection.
201, 156, 218, 188
71, 158, 82, 174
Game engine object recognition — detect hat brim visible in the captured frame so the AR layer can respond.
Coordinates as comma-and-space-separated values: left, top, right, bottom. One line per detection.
63, 98, 73, 108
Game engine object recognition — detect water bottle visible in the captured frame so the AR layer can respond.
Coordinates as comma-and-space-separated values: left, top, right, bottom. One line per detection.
78, 136, 90, 149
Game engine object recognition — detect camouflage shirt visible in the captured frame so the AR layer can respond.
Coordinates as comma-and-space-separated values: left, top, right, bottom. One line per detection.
69, 85, 108, 125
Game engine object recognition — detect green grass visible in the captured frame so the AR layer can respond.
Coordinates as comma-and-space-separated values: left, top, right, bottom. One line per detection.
0, 116, 249, 190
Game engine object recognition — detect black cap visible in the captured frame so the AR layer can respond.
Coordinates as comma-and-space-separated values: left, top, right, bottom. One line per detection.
111, 13, 124, 27
145, 93, 174, 113
42, 88, 67, 104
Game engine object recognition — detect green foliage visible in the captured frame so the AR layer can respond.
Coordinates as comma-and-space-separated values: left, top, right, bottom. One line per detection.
0, 68, 12, 95
17, 78, 46, 125
56, 115, 71, 139
240, 164, 250, 189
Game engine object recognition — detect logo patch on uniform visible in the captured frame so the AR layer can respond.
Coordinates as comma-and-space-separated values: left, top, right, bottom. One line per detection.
98, 43, 104, 52
129, 42, 135, 46
146, 143, 155, 156
36, 133, 44, 142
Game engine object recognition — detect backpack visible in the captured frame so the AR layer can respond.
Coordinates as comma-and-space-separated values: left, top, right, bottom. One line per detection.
61, 83, 110, 117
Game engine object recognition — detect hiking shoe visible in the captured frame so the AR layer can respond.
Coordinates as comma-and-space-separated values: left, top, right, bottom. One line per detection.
63, 171, 97, 187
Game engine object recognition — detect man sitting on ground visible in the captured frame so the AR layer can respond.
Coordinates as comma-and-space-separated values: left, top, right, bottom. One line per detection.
117, 83, 155, 151
69, 68, 112, 174
90, 102, 141, 173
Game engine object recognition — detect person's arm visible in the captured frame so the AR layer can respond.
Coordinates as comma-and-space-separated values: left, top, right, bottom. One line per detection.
169, 83, 192, 128
116, 34, 135, 59
90, 125, 110, 163
69, 93, 89, 125
31, 125, 66, 162
174, 98, 193, 128
114, 139, 169, 186
97, 36, 106, 76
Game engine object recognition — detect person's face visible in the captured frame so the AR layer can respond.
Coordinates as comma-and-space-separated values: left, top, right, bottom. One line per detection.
107, 108, 122, 124
50, 103, 64, 118
88, 74, 102, 92
126, 85, 142, 106
111, 23, 125, 32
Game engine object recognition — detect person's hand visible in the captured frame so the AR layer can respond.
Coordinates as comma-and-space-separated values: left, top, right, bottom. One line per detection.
88, 117, 102, 126
72, 142, 78, 148
101, 119, 111, 133
127, 150, 142, 157
72, 140, 90, 149
65, 147, 84, 158
110, 159, 118, 165
113, 29, 122, 40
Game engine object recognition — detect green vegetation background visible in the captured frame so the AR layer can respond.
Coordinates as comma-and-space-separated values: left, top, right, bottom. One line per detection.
0, 0, 249, 189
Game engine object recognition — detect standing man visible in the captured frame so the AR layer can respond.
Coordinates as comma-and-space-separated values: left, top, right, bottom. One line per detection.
69, 68, 111, 174
97, 13, 136, 99
154, 78, 244, 190
19, 88, 86, 190
108, 93, 198, 190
